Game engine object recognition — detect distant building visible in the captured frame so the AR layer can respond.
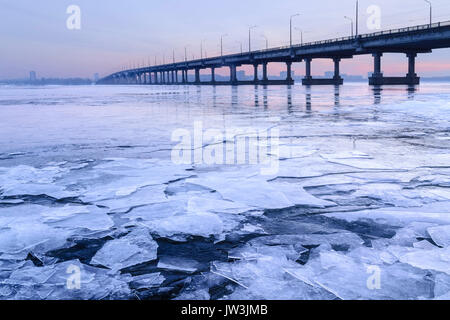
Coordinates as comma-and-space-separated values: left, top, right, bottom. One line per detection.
29, 71, 36, 82
280, 71, 295, 79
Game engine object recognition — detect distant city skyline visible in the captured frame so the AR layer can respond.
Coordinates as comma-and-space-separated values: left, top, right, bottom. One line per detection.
1, 0, 450, 79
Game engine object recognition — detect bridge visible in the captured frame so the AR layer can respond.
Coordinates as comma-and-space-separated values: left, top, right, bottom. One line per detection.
98, 20, 450, 86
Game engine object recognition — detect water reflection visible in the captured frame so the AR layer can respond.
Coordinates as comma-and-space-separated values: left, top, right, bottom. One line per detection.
372, 86, 382, 104
263, 86, 268, 109
287, 85, 293, 114
305, 86, 312, 112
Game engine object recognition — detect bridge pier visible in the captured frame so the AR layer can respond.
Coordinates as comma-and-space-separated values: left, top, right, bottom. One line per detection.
253, 64, 259, 83
286, 61, 294, 84
211, 67, 216, 84
369, 52, 420, 85
195, 68, 201, 84
230, 65, 237, 85
262, 62, 268, 83
302, 58, 343, 85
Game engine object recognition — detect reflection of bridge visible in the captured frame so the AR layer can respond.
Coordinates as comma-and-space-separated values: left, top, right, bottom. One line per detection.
98, 21, 450, 86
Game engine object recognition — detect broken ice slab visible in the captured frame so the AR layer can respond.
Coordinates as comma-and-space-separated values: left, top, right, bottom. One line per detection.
187, 196, 256, 215
157, 256, 202, 273
95, 184, 168, 213
325, 201, 450, 227
45, 206, 114, 233
2, 260, 132, 300
140, 212, 224, 240
427, 225, 450, 248
211, 258, 335, 300
390, 246, 450, 275
90, 229, 158, 271
308, 250, 435, 300
0, 206, 73, 260
123, 200, 187, 222
187, 174, 333, 210
247, 233, 365, 253
0, 164, 76, 199
79, 158, 193, 203
129, 273, 165, 290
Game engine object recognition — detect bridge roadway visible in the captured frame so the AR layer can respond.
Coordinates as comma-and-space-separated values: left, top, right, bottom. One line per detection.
98, 20, 450, 86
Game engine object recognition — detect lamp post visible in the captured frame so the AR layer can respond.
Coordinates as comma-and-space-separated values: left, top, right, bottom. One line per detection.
249, 25, 257, 53
236, 41, 243, 54
290, 13, 300, 46
262, 35, 268, 49
344, 16, 354, 37
221, 34, 228, 57
184, 46, 188, 62
294, 27, 303, 45
200, 40, 204, 60
424, 0, 432, 27
355, 0, 359, 37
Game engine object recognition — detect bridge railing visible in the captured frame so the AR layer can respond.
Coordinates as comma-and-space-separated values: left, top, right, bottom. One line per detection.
107, 19, 450, 78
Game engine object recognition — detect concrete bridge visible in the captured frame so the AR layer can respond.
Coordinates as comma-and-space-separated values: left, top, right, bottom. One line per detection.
98, 20, 450, 86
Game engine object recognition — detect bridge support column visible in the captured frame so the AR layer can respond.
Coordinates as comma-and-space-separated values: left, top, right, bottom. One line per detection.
182, 70, 186, 83
286, 62, 294, 84
230, 65, 237, 85
303, 58, 312, 85
175, 70, 179, 83
332, 58, 344, 85
262, 62, 268, 83
171, 71, 175, 83
253, 64, 259, 83
211, 67, 216, 84
407, 53, 418, 79
195, 68, 201, 84
369, 52, 420, 85
302, 57, 343, 85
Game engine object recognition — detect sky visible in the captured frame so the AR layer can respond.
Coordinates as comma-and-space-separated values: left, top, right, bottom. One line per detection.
1, 0, 450, 79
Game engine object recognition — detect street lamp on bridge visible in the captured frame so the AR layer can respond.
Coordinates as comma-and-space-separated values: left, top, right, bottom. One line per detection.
248, 25, 257, 53
344, 16, 354, 37
200, 40, 206, 60
236, 41, 243, 54
261, 34, 268, 49
424, 0, 432, 27
290, 13, 300, 47
184, 46, 189, 62
294, 27, 303, 45
221, 34, 228, 57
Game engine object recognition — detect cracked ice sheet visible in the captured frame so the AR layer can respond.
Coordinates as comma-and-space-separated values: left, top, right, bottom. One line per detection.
140, 211, 224, 241
427, 225, 450, 247
187, 171, 334, 210
95, 184, 168, 213
79, 158, 192, 202
90, 229, 158, 271
0, 204, 113, 259
286, 250, 435, 300
0, 165, 78, 199
325, 201, 450, 227
1, 260, 132, 300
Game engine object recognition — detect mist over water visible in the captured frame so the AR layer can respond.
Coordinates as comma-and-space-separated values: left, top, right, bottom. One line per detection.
0, 83, 449, 300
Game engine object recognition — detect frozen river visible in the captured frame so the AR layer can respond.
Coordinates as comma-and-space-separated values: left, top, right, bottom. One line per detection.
0, 83, 449, 300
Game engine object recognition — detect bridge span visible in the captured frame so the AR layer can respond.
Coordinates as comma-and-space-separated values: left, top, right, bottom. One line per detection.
98, 20, 450, 86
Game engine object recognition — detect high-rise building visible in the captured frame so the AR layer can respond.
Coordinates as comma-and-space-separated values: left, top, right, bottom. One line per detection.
29, 71, 36, 82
